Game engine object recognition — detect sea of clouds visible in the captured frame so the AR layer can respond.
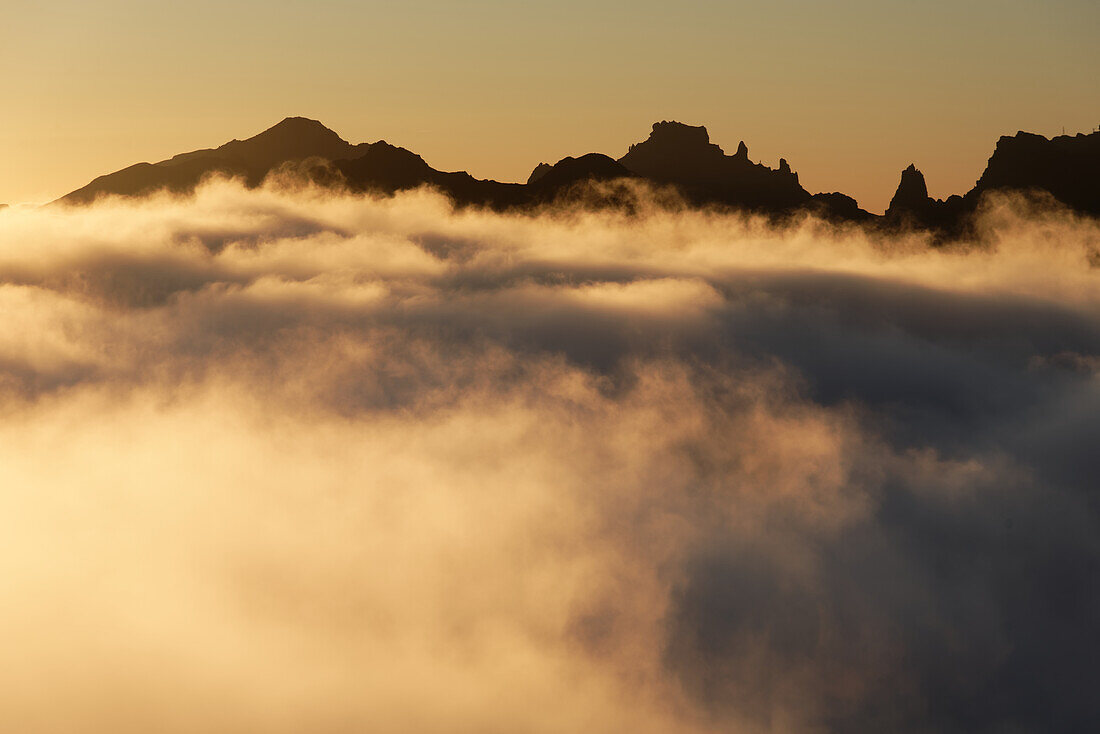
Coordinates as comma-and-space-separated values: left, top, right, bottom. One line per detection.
1, 179, 1098, 733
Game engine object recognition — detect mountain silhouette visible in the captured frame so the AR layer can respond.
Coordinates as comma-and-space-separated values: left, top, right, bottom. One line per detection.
884, 164, 965, 230
966, 130, 1100, 216
55, 117, 852, 217
527, 154, 632, 191
329, 141, 527, 208
808, 191, 875, 223
890, 164, 931, 210
526, 163, 553, 185
884, 129, 1100, 231
617, 121, 810, 211
60, 117, 368, 205
55, 118, 1100, 230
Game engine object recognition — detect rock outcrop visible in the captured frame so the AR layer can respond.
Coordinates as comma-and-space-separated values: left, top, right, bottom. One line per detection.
526, 162, 552, 185
888, 164, 931, 212
885, 164, 966, 231
809, 192, 875, 222
617, 121, 810, 211
966, 130, 1100, 216
882, 129, 1100, 232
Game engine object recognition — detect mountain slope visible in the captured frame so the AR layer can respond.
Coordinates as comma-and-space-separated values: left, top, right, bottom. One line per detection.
59, 117, 367, 204
331, 141, 524, 207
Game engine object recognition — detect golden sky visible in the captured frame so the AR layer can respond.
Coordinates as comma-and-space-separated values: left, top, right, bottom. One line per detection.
2, 0, 1097, 211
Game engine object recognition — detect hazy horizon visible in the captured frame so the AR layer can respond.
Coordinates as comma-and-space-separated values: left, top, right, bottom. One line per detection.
3, 0, 1098, 210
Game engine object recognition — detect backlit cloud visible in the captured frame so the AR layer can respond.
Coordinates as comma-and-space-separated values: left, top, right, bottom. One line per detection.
0, 180, 1097, 733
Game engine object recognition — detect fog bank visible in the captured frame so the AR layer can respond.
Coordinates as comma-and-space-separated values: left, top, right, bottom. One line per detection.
1, 181, 1098, 733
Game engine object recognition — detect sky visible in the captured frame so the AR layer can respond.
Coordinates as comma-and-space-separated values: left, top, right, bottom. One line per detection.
2, 0, 1098, 210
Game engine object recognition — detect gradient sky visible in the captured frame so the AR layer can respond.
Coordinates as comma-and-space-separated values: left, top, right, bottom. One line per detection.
3, 0, 1097, 211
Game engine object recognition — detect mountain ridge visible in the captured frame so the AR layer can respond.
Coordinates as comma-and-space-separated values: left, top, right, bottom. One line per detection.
56, 118, 1100, 231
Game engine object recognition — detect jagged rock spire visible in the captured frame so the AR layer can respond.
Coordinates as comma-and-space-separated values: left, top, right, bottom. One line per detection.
888, 164, 931, 213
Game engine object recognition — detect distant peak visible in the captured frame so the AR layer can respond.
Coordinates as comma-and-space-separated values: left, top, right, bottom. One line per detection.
614, 119, 811, 208
620, 121, 728, 165
888, 164, 931, 213
992, 131, 1052, 152
648, 121, 711, 147
273, 116, 330, 129
527, 162, 553, 185
184, 116, 361, 173
253, 116, 343, 141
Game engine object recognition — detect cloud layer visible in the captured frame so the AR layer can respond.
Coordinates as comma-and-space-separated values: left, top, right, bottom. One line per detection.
1, 181, 1098, 733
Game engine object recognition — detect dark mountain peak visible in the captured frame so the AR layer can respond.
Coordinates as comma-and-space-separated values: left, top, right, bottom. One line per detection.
886, 164, 966, 231
889, 164, 930, 211
809, 192, 874, 222
527, 154, 631, 191
623, 121, 725, 163
211, 116, 358, 169
527, 162, 553, 185
1004, 130, 1046, 145
969, 129, 1100, 216
269, 116, 338, 134
647, 120, 714, 148
60, 116, 365, 204
618, 120, 809, 210
369, 140, 437, 167
238, 116, 346, 149
338, 140, 435, 184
